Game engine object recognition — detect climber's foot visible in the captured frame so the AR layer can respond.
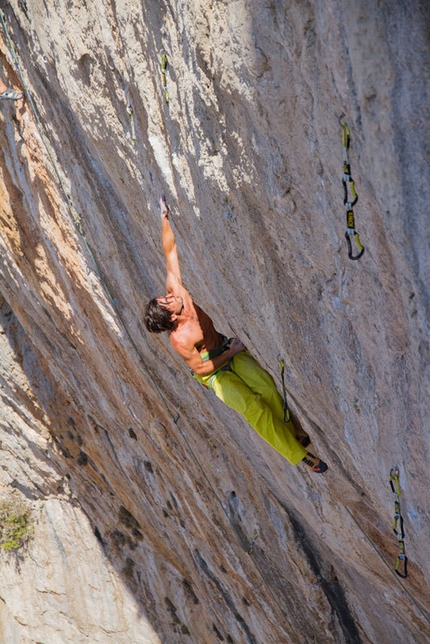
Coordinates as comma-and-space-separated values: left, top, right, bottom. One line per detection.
302, 452, 328, 474
160, 194, 169, 217
0, 88, 23, 100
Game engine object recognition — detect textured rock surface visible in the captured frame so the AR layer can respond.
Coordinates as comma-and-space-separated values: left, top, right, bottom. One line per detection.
0, 0, 429, 642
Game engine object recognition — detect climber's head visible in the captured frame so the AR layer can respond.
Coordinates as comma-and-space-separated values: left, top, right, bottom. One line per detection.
144, 295, 183, 333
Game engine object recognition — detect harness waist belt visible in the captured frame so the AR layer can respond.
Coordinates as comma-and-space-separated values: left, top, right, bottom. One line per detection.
193, 336, 233, 389
200, 335, 231, 362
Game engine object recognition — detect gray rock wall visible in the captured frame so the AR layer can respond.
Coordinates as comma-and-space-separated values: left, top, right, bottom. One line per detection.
0, 0, 429, 642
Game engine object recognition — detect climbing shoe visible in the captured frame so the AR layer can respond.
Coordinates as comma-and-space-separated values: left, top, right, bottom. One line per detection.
0, 88, 23, 100
302, 452, 328, 474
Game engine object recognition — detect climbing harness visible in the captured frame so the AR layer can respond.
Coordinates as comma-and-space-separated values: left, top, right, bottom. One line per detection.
192, 337, 234, 389
160, 53, 169, 104
389, 467, 408, 578
277, 355, 290, 423
247, 530, 259, 555
341, 120, 365, 260
200, 336, 232, 363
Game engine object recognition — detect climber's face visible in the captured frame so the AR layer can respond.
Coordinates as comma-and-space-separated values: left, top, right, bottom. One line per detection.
157, 294, 184, 316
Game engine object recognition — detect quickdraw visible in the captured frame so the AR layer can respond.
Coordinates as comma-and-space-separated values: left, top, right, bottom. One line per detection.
160, 53, 169, 104
277, 355, 290, 423
247, 530, 259, 555
341, 120, 365, 260
127, 103, 136, 146
389, 467, 408, 578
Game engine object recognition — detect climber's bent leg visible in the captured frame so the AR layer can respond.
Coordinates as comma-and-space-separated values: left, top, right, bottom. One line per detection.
211, 368, 307, 465
230, 351, 303, 442
230, 352, 284, 417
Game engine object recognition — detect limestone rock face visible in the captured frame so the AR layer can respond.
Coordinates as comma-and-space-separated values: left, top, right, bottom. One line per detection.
0, 0, 429, 642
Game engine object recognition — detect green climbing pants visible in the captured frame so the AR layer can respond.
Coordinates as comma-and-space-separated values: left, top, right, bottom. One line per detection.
194, 351, 307, 465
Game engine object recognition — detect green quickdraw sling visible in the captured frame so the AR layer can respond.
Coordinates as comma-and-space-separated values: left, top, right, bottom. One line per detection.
341, 121, 365, 260
389, 467, 408, 578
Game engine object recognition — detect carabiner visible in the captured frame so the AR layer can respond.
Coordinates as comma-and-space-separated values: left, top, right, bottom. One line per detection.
341, 121, 351, 150
395, 552, 408, 579
160, 54, 169, 103
345, 207, 364, 260
390, 466, 400, 480
160, 53, 168, 77
343, 176, 358, 207
389, 468, 401, 495
345, 230, 365, 261
247, 530, 259, 555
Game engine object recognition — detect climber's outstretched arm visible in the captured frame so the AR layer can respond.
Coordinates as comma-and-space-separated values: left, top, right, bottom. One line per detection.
160, 195, 182, 294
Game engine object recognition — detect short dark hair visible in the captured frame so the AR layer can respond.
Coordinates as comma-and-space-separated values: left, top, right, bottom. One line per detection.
144, 298, 176, 333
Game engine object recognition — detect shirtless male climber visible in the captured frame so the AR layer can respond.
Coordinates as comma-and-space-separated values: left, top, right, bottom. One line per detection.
144, 196, 328, 474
